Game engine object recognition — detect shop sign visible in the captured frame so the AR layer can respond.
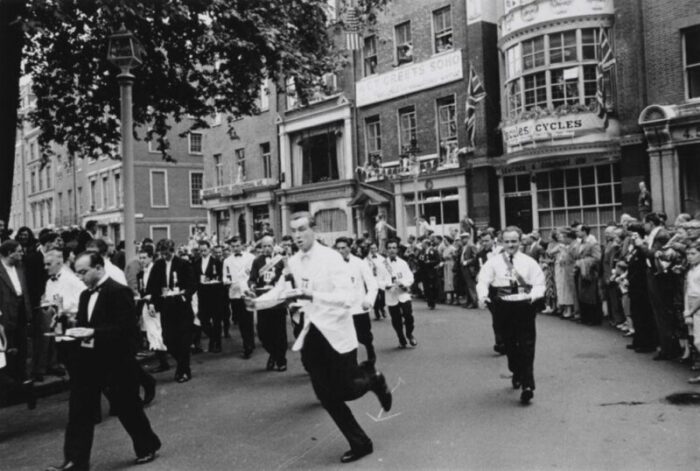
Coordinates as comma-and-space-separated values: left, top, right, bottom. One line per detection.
356, 50, 463, 107
502, 112, 605, 151
500, 153, 616, 175
501, 0, 613, 36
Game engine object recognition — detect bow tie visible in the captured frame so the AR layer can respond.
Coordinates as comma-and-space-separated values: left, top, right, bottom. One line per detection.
372, 256, 377, 259
390, 258, 397, 262
235, 253, 242, 257
50, 274, 61, 282
88, 285, 102, 295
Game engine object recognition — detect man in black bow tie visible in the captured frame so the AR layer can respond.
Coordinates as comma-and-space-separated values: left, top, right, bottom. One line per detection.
46, 252, 161, 471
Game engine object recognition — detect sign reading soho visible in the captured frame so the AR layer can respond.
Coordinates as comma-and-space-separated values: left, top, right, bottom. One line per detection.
356, 50, 463, 107
502, 111, 606, 151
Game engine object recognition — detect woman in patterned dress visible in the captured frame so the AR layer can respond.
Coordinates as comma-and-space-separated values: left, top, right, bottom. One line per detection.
540, 231, 561, 314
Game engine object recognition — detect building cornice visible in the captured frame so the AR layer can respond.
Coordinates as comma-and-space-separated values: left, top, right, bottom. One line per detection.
499, 14, 613, 49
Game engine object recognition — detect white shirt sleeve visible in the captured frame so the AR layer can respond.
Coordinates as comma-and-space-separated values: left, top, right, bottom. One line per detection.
476, 258, 496, 301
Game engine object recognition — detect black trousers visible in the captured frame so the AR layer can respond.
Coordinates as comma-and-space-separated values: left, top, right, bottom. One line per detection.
496, 300, 537, 390
423, 275, 438, 308
646, 271, 681, 357
462, 268, 478, 306
388, 301, 414, 346
300, 325, 373, 452
230, 299, 255, 353
352, 313, 375, 362
629, 278, 658, 350
487, 303, 504, 348
160, 298, 192, 376
64, 354, 160, 466
373, 290, 386, 319
198, 285, 226, 348
257, 307, 288, 366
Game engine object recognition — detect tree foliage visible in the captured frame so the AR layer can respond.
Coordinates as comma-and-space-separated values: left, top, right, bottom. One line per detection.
22, 0, 387, 162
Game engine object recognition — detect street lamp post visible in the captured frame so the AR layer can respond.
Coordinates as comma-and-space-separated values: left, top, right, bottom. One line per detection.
108, 25, 143, 262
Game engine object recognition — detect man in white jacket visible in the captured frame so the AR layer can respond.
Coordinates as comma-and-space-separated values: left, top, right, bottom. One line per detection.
385, 239, 417, 348
335, 237, 378, 364
250, 212, 391, 464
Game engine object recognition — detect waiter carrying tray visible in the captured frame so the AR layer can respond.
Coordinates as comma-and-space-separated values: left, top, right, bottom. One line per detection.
248, 212, 392, 464
476, 226, 545, 405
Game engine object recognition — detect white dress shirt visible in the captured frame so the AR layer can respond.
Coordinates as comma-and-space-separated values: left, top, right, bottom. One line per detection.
344, 254, 378, 315
1, 260, 22, 296
44, 266, 86, 315
165, 259, 172, 287
255, 241, 356, 353
385, 256, 414, 306
105, 259, 127, 286
476, 251, 545, 302
223, 252, 255, 299
366, 254, 391, 289
88, 274, 110, 322
200, 256, 211, 281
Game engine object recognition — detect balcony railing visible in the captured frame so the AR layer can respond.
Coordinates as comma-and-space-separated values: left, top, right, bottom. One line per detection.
202, 177, 279, 199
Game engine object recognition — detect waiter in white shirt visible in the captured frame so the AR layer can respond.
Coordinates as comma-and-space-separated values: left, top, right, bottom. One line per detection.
477, 226, 545, 405
366, 243, 389, 320
250, 212, 392, 464
43, 248, 86, 377
385, 239, 417, 348
335, 237, 378, 364
223, 236, 256, 358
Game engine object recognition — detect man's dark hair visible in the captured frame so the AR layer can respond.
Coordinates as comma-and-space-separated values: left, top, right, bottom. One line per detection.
39, 231, 59, 246
227, 236, 241, 245
85, 220, 97, 231
139, 245, 155, 259
77, 251, 105, 268
62, 241, 79, 263
117, 240, 125, 251
142, 237, 154, 245
281, 235, 293, 242
627, 222, 646, 237
335, 236, 351, 247
386, 238, 400, 249
86, 238, 108, 256
156, 239, 175, 253
0, 240, 21, 257
644, 212, 662, 227
579, 224, 591, 235
198, 240, 211, 248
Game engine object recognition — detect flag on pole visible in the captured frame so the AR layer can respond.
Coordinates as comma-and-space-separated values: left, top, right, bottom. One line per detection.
345, 3, 361, 51
465, 63, 486, 151
595, 28, 616, 129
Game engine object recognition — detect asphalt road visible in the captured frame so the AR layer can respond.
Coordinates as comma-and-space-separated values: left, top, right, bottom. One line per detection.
1, 302, 699, 471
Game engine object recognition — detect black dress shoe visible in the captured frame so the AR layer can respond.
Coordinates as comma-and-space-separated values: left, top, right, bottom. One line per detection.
408, 336, 418, 347
340, 445, 373, 463
266, 356, 275, 371
511, 377, 521, 390
142, 376, 156, 405
175, 373, 191, 383
45, 461, 89, 471
371, 372, 392, 411
134, 451, 158, 465
276, 363, 287, 372
520, 388, 534, 404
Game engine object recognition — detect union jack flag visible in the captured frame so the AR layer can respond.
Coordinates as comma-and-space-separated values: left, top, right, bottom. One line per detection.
465, 63, 486, 151
345, 5, 361, 51
596, 28, 616, 129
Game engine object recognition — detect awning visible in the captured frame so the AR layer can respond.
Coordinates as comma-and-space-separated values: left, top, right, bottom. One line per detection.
349, 187, 391, 207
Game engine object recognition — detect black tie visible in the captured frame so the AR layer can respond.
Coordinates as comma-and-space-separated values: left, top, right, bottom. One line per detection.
509, 254, 514, 265
88, 285, 101, 295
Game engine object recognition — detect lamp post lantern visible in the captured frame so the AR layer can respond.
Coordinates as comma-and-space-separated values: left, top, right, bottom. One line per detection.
108, 24, 143, 262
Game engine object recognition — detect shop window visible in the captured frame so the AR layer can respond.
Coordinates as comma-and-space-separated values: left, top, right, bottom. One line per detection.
507, 80, 523, 117
549, 31, 577, 64
363, 36, 378, 76
506, 45, 522, 80
301, 130, 339, 184
551, 68, 580, 107
522, 36, 545, 70
581, 29, 599, 61
314, 208, 347, 232
395, 22, 413, 65
404, 189, 459, 226
433, 6, 453, 53
684, 26, 700, 99
583, 65, 598, 106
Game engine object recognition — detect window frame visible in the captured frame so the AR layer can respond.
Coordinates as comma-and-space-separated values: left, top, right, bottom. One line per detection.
394, 21, 413, 65
436, 95, 458, 144
364, 116, 382, 158
363, 35, 378, 77
188, 132, 203, 155
432, 6, 453, 54
149, 224, 171, 241
683, 26, 700, 101
235, 148, 246, 182
260, 143, 272, 179
189, 170, 204, 208
213, 153, 224, 187
149, 169, 170, 208
397, 106, 417, 151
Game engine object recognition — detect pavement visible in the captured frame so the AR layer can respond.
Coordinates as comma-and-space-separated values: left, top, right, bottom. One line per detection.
1, 302, 700, 471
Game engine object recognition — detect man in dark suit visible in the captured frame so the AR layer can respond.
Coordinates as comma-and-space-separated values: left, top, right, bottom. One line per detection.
459, 233, 479, 308
0, 240, 35, 408
249, 236, 288, 371
148, 239, 194, 382
636, 213, 680, 360
76, 220, 98, 255
46, 252, 160, 471
191, 240, 225, 353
